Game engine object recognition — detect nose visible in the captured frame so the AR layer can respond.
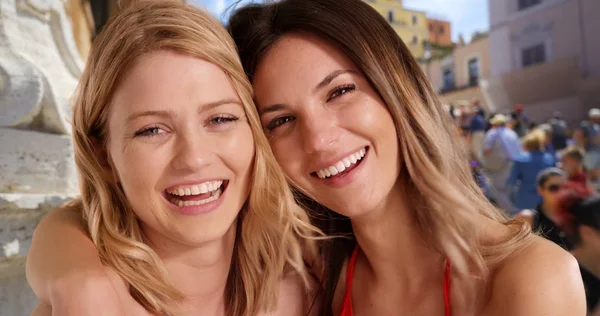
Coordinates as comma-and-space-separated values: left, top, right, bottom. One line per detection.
299, 109, 341, 154
170, 133, 214, 172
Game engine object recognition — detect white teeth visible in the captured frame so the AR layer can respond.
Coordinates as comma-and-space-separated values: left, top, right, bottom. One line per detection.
342, 158, 351, 168
199, 183, 209, 194
167, 180, 224, 196
328, 166, 339, 176
316, 148, 367, 179
172, 187, 223, 207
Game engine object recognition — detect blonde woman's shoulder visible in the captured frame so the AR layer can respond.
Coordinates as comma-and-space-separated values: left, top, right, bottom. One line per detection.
260, 272, 321, 316
481, 234, 586, 316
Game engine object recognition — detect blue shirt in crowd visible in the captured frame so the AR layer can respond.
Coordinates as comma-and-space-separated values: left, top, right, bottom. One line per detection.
468, 114, 486, 133
507, 151, 556, 210
483, 126, 522, 160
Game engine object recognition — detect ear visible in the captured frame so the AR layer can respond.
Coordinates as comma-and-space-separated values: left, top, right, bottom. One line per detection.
537, 186, 543, 196
90, 137, 119, 184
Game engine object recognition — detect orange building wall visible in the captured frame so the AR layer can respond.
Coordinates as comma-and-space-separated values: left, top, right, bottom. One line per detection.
427, 18, 452, 46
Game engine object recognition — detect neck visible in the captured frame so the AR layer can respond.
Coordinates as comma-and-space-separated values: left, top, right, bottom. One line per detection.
143, 221, 237, 314
350, 180, 443, 284
541, 201, 556, 220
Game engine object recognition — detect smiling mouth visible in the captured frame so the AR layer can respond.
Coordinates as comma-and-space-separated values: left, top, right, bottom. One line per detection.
311, 146, 369, 179
165, 180, 229, 207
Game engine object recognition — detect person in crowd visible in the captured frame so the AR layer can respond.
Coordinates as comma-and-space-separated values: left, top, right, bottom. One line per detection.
514, 168, 567, 245
549, 111, 569, 152
554, 184, 600, 312
507, 130, 556, 210
561, 146, 590, 188
26, 2, 321, 315
588, 108, 600, 141
511, 104, 529, 138
27, 1, 586, 315
582, 110, 600, 191
471, 159, 492, 202
537, 123, 556, 159
482, 114, 522, 214
465, 104, 486, 163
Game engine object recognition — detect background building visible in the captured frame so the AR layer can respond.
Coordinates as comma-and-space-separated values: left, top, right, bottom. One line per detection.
365, 0, 428, 58
420, 34, 492, 112
427, 18, 452, 46
486, 0, 600, 125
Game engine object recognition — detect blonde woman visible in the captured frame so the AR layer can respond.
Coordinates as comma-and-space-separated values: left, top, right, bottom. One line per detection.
30, 0, 586, 316
507, 129, 556, 210
26, 2, 321, 315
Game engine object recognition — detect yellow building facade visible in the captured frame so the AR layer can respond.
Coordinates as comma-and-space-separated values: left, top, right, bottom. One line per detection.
365, 0, 428, 58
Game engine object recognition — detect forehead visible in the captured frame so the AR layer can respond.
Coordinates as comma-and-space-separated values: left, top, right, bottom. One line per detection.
253, 33, 359, 103
545, 175, 565, 184
112, 50, 238, 116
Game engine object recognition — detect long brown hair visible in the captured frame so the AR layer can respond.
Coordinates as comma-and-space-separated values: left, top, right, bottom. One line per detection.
72, 1, 320, 315
228, 0, 534, 314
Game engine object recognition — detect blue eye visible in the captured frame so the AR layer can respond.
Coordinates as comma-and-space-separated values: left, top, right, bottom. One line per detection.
266, 115, 295, 131
134, 126, 164, 137
210, 115, 238, 125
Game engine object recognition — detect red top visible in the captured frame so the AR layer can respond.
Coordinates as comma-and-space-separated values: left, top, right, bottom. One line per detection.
568, 172, 588, 187
338, 246, 452, 316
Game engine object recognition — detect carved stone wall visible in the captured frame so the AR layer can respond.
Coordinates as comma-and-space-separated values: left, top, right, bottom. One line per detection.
0, 0, 84, 193
0, 0, 86, 314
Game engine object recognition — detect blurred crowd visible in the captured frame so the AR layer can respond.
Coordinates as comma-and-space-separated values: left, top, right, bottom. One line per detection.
453, 101, 600, 314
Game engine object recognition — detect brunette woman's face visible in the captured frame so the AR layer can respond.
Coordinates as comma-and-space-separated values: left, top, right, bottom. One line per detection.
252, 33, 400, 217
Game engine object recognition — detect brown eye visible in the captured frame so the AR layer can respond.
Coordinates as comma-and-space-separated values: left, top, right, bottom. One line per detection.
266, 115, 295, 131
327, 84, 355, 101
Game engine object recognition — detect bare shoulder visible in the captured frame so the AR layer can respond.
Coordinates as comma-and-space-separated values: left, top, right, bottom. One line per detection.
481, 235, 586, 316
36, 199, 85, 231
260, 272, 322, 316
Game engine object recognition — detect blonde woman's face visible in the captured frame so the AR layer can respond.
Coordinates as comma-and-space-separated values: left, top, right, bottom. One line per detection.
253, 33, 400, 217
107, 50, 254, 246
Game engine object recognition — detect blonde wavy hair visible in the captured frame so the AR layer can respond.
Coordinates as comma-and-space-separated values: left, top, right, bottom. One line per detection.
522, 129, 547, 152
229, 0, 536, 314
70, 1, 320, 315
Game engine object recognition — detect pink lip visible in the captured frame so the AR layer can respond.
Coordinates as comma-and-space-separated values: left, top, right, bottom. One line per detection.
313, 147, 369, 188
309, 146, 369, 174
161, 181, 228, 216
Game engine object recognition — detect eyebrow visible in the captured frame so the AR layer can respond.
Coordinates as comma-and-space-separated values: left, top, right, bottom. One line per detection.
126, 99, 240, 123
258, 69, 356, 116
312, 69, 356, 94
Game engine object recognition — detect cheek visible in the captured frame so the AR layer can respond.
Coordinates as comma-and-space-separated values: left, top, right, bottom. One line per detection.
270, 139, 300, 178
110, 142, 166, 196
224, 126, 255, 180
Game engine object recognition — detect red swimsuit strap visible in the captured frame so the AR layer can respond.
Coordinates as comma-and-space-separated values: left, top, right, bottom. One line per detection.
444, 259, 452, 316
343, 245, 360, 306
340, 246, 452, 316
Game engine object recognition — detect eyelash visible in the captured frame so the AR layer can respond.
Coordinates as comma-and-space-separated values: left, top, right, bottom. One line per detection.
265, 84, 356, 132
210, 115, 239, 125
327, 84, 356, 101
266, 116, 295, 131
133, 115, 239, 137
134, 126, 163, 137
